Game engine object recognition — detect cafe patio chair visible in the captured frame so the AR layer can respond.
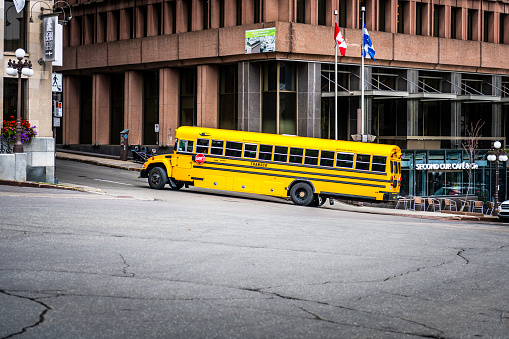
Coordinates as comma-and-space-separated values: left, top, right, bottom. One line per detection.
443, 198, 457, 211
471, 200, 484, 214
427, 197, 441, 212
395, 196, 410, 210
460, 199, 471, 212
485, 201, 494, 215
412, 196, 426, 211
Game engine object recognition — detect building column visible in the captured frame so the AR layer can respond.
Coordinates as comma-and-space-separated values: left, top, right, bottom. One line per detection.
159, 68, 179, 148
125, 71, 143, 146
197, 65, 218, 128
62, 75, 80, 145
406, 70, 419, 141
297, 62, 321, 138
238, 61, 261, 132
92, 74, 110, 145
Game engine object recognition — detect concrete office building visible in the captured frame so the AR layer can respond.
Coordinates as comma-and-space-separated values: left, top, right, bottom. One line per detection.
1, 0, 55, 182
56, 0, 509, 199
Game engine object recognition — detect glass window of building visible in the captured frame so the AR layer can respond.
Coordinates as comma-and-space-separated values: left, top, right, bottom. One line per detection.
180, 68, 197, 127
418, 71, 444, 93
262, 62, 297, 135
416, 2, 423, 36
219, 65, 238, 130
143, 71, 159, 145
4, 0, 26, 51
467, 9, 478, 41
379, 2, 387, 29
372, 99, 407, 139
451, 7, 460, 40
433, 5, 444, 38
339, 0, 347, 28
501, 14, 508, 44
110, 74, 125, 145
484, 11, 494, 43
219, 0, 225, 28
318, 0, 326, 25
254, 0, 261, 23
2, 78, 26, 121
397, 1, 405, 34
80, 76, 93, 144
296, 0, 305, 23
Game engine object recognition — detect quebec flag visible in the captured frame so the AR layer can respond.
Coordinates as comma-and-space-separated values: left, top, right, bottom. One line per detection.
363, 24, 375, 60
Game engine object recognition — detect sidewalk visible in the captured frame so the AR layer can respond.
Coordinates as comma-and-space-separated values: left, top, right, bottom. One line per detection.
56, 151, 144, 171
2, 150, 500, 223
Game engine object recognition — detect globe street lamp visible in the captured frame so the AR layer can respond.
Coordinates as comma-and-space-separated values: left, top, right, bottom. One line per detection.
6, 48, 34, 153
487, 141, 508, 216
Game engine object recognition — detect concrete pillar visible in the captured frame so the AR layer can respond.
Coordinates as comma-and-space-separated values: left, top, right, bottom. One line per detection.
159, 68, 179, 147
63, 76, 80, 145
264, 0, 278, 22
197, 65, 218, 128
238, 62, 261, 132
297, 62, 321, 138
92, 74, 110, 145
125, 71, 143, 146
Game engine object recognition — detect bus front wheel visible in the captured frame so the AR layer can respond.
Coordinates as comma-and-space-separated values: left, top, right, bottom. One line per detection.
148, 167, 168, 189
290, 182, 314, 206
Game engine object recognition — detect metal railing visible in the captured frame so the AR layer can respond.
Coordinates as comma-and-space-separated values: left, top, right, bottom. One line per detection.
0, 134, 14, 154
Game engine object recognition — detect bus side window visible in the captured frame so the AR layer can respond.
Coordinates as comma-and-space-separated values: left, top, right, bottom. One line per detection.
336, 152, 354, 168
259, 145, 273, 160
320, 151, 335, 167
196, 139, 210, 154
244, 143, 257, 159
356, 154, 371, 170
225, 141, 243, 157
391, 161, 394, 174
210, 140, 224, 155
304, 149, 319, 165
178, 140, 186, 152
178, 140, 194, 153
289, 148, 303, 164
397, 161, 401, 174
274, 146, 289, 162
372, 156, 387, 172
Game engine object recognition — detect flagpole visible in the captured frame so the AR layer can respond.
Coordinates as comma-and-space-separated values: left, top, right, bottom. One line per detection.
334, 10, 338, 140
361, 6, 365, 139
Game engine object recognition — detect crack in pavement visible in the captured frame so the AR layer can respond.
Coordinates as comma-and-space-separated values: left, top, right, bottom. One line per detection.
456, 249, 470, 264
0, 290, 51, 339
239, 287, 447, 338
118, 254, 135, 277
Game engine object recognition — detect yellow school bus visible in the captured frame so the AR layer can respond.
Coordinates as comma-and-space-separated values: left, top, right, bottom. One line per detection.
140, 126, 402, 206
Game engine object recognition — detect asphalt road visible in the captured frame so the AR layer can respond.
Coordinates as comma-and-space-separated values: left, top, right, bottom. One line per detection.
0, 159, 508, 338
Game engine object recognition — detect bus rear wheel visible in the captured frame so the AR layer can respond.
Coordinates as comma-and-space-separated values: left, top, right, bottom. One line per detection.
148, 167, 167, 189
290, 182, 314, 206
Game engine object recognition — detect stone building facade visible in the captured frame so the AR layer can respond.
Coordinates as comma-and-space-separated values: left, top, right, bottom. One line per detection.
1, 0, 55, 182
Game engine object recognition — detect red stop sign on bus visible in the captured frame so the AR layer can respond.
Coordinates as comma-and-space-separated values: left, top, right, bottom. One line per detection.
195, 153, 206, 165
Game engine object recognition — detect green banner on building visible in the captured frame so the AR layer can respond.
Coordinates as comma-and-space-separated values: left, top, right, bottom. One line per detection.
245, 28, 276, 54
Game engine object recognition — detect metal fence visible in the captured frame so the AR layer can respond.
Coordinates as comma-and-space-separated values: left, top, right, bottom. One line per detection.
0, 134, 13, 154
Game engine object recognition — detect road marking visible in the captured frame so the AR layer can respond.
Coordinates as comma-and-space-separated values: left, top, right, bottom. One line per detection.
94, 178, 134, 186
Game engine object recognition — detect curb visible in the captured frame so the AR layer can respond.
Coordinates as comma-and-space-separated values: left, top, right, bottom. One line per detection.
0, 179, 84, 191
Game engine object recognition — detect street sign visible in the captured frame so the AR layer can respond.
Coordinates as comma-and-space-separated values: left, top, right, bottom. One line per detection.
54, 101, 62, 117
195, 153, 206, 165
52, 73, 62, 92
154, 124, 159, 133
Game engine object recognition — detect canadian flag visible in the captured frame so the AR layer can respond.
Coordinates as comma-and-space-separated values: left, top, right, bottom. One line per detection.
334, 23, 347, 56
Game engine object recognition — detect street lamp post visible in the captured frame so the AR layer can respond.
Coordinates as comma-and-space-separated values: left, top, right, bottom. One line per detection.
487, 141, 508, 216
6, 48, 34, 153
